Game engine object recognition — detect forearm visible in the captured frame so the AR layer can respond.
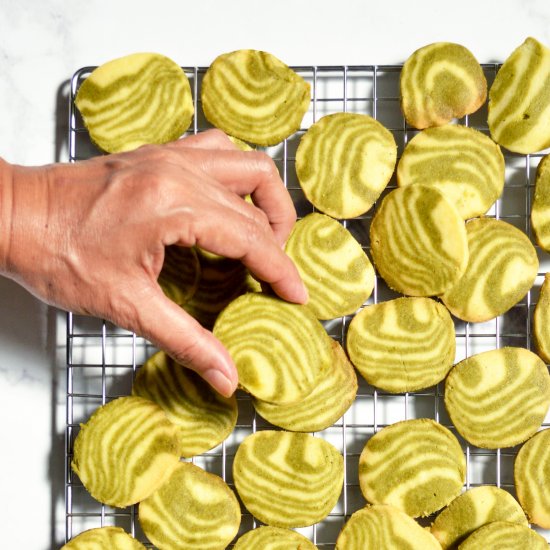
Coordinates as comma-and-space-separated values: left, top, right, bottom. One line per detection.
0, 157, 14, 275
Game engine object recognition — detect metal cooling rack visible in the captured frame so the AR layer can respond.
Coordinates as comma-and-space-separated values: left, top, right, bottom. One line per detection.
65, 64, 550, 547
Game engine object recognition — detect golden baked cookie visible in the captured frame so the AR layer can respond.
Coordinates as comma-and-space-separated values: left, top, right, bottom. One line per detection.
158, 245, 200, 306
489, 37, 550, 154
295, 113, 397, 219
76, 52, 193, 153
61, 527, 145, 549
397, 125, 505, 219
369, 185, 468, 296
458, 521, 547, 549
233, 526, 317, 550
400, 42, 486, 129
534, 273, 550, 363
444, 347, 550, 449
531, 154, 550, 252
201, 49, 310, 146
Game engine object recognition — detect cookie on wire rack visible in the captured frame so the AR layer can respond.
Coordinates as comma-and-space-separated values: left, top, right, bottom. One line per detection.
400, 42, 487, 129
75, 52, 193, 153
284, 212, 375, 319
61, 527, 146, 550
253, 339, 357, 432
213, 292, 333, 404
358, 418, 466, 518
430, 486, 527, 549
201, 49, 310, 146
457, 521, 548, 550
397, 125, 505, 220
534, 273, 550, 363
335, 505, 441, 550
532, 154, 550, 253
488, 37, 550, 154
139, 462, 240, 550
71, 396, 181, 507
132, 351, 237, 458
441, 218, 538, 323
233, 526, 317, 550
444, 347, 550, 449
233, 430, 343, 528
369, 185, 468, 296
295, 113, 397, 219
346, 297, 455, 393
514, 428, 550, 528
158, 245, 200, 306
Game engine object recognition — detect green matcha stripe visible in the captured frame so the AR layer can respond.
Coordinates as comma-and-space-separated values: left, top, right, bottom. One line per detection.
234, 526, 317, 550
359, 419, 465, 518
515, 429, 550, 528
458, 521, 548, 549
444, 347, 550, 449
233, 431, 343, 528
61, 527, 146, 550
139, 462, 240, 550
213, 293, 332, 404
397, 125, 504, 219
441, 218, 538, 322
532, 155, 550, 252
132, 351, 237, 458
336, 505, 441, 550
489, 37, 550, 153
347, 297, 455, 393
534, 273, 550, 362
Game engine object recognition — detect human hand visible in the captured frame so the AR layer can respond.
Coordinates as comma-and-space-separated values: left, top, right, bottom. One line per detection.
0, 130, 307, 396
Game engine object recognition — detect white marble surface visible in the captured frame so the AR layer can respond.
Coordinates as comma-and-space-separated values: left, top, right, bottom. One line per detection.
1, 1, 550, 548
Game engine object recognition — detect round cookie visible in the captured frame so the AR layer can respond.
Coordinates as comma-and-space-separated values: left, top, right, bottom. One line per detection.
369, 185, 468, 296
201, 49, 310, 146
514, 428, 550, 528
253, 339, 358, 432
61, 527, 145, 550
347, 297, 455, 393
430, 486, 527, 549
441, 218, 538, 322
139, 461, 240, 550
359, 418, 466, 518
444, 347, 550, 449
295, 113, 397, 219
132, 351, 237, 458
158, 245, 200, 306
233, 526, 317, 550
457, 521, 548, 550
71, 396, 181, 507
400, 42, 487, 129
488, 37, 550, 154
534, 273, 550, 363
213, 293, 333, 404
335, 505, 441, 550
284, 213, 375, 319
532, 154, 550, 252
233, 430, 343, 528
397, 125, 505, 219
75, 52, 193, 153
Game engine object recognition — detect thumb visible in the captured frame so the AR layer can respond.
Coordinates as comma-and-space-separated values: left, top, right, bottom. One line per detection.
133, 286, 238, 397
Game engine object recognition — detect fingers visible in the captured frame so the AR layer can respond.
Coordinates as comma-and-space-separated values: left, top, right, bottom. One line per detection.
171, 129, 238, 151
134, 285, 238, 397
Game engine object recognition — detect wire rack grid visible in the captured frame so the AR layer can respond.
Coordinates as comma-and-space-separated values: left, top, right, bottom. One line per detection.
65, 64, 550, 547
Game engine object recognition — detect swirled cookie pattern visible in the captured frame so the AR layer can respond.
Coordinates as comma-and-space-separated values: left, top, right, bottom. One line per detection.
213, 293, 332, 404
347, 297, 455, 393
359, 418, 465, 518
534, 273, 550, 363
284, 213, 374, 319
514, 428, 550, 528
139, 462, 240, 550
441, 218, 538, 322
335, 505, 441, 550
233, 526, 317, 550
532, 154, 550, 252
61, 527, 145, 550
488, 37, 550, 154
132, 351, 237, 458
430, 486, 527, 549
444, 347, 550, 449
233, 430, 343, 527
71, 396, 181, 507
75, 52, 193, 153
296, 113, 397, 219
158, 245, 200, 306
458, 521, 548, 550
201, 49, 310, 146
400, 42, 486, 129
369, 185, 468, 296
397, 125, 504, 219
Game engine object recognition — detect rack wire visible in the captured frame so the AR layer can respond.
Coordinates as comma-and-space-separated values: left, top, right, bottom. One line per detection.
66, 64, 550, 547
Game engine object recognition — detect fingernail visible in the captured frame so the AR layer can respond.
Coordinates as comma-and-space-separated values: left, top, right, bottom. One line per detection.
202, 368, 236, 398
